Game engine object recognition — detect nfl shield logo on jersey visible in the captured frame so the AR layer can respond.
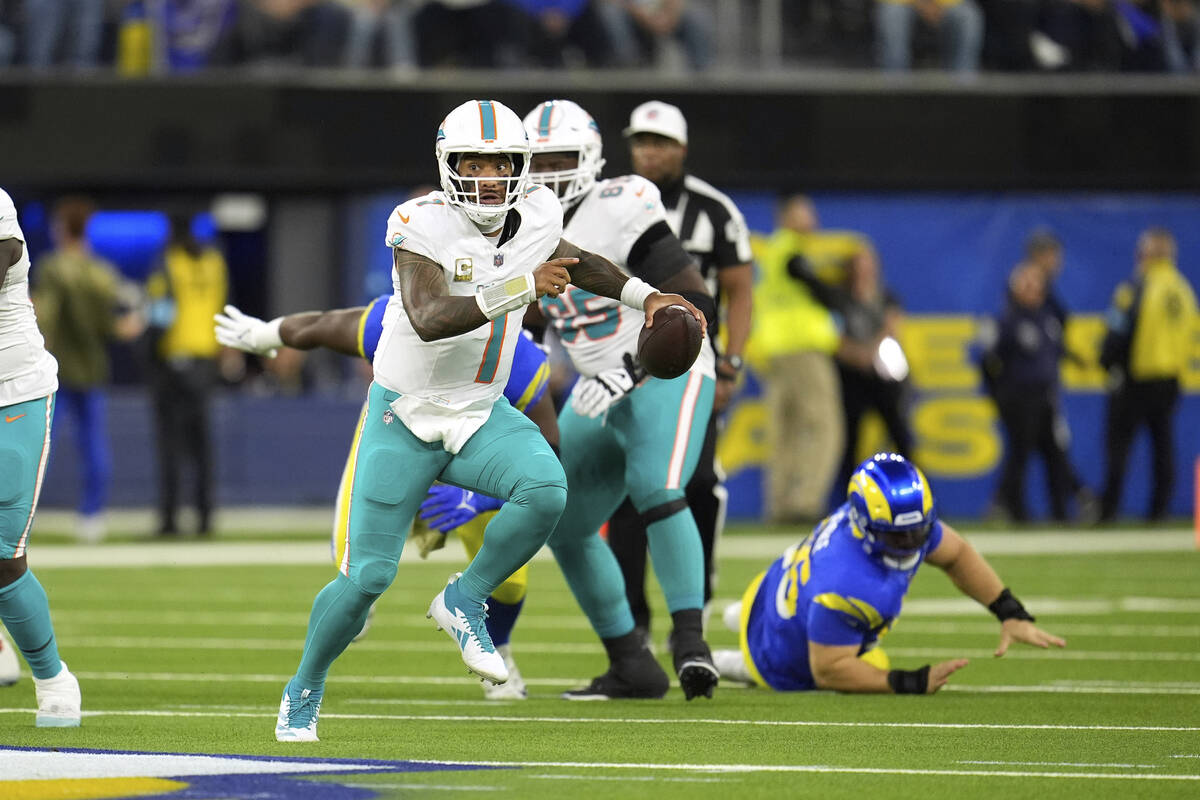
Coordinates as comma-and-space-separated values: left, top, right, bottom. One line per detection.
494, 253, 504, 268
382, 409, 394, 426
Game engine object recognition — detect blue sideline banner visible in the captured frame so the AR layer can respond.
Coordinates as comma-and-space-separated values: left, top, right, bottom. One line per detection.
720, 192, 1200, 521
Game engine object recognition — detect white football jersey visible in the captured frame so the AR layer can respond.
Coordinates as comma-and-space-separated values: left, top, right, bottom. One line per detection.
541, 174, 713, 378
0, 188, 58, 407
373, 185, 562, 451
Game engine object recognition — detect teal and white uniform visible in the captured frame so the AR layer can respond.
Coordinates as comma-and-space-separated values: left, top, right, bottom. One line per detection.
738, 504, 945, 691
540, 174, 715, 634
332, 186, 568, 594
0, 188, 58, 559
0, 187, 67, 683
331, 294, 550, 563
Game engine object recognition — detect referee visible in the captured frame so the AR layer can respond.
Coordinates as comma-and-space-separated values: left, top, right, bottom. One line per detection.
606, 100, 754, 640
1098, 227, 1197, 522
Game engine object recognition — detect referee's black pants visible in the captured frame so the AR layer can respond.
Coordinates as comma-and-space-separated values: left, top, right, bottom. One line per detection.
1101, 378, 1179, 521
606, 413, 724, 634
152, 358, 217, 534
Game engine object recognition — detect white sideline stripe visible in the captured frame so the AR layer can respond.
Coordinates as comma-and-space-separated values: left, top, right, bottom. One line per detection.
24, 529, 1194, 568
27, 671, 1200, 698
886, 647, 1200, 662
59, 635, 604, 656
51, 636, 1200, 663
50, 609, 597, 630
420, 759, 1200, 781
1, 707, 1196, 732
946, 685, 1200, 696
901, 597, 1200, 616
47, 610, 1200, 630
959, 760, 1159, 768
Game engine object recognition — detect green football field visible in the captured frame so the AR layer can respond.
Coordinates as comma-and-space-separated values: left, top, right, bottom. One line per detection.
2, 518, 1199, 800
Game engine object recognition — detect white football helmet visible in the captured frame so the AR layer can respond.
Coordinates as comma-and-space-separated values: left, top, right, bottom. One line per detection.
436, 99, 532, 229
522, 99, 605, 210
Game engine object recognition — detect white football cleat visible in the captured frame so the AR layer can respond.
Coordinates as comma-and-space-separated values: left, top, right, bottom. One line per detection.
33, 661, 81, 727
275, 679, 322, 742
427, 573, 508, 684
351, 601, 376, 644
0, 630, 20, 687
483, 645, 526, 700
712, 648, 754, 685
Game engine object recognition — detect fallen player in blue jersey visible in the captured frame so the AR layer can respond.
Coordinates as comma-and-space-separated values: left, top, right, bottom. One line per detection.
712, 452, 1065, 694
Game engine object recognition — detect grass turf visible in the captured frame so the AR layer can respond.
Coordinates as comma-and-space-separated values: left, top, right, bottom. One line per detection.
2, 523, 1198, 800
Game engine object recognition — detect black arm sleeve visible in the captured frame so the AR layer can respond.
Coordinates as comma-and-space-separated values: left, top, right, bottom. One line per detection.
626, 221, 695, 286
787, 254, 845, 310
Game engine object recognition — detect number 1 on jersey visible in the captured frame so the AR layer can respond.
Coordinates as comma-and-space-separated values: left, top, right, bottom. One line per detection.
475, 318, 506, 383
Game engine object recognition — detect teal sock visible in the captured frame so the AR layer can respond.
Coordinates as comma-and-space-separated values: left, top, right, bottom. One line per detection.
646, 511, 705, 613
295, 573, 377, 688
0, 570, 62, 679
549, 533, 635, 639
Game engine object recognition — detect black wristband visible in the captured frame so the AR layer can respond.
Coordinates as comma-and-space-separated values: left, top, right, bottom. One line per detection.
988, 587, 1035, 622
887, 665, 930, 694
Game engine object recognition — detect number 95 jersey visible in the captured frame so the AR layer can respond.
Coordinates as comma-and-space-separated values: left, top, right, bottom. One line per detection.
539, 174, 665, 378
739, 504, 944, 691
374, 186, 562, 412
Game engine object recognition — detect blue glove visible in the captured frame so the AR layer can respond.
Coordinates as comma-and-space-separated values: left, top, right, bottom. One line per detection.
419, 484, 504, 534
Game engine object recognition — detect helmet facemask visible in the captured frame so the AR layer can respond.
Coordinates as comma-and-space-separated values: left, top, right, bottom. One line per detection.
523, 100, 605, 211
847, 453, 936, 571
435, 99, 533, 230
437, 150, 530, 230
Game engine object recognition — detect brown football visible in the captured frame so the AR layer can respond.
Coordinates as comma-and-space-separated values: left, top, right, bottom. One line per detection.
637, 304, 703, 380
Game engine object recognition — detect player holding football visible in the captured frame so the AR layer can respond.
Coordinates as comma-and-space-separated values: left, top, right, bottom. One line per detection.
522, 99, 721, 701
712, 453, 1065, 693
216, 298, 556, 700
265, 99, 703, 741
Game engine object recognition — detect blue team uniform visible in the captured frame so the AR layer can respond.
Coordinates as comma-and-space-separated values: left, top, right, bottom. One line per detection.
739, 504, 944, 691
356, 293, 550, 413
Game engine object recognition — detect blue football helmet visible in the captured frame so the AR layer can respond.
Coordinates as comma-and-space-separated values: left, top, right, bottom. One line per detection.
847, 453, 936, 569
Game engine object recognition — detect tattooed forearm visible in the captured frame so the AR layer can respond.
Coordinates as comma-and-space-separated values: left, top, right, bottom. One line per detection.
394, 249, 488, 341
555, 239, 629, 301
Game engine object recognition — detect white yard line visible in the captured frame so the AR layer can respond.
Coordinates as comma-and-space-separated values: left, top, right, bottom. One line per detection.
0, 707, 1196, 732
44, 635, 1200, 663
23, 529, 1195, 568
11, 671, 1199, 698
959, 760, 1160, 768
414, 759, 1200, 782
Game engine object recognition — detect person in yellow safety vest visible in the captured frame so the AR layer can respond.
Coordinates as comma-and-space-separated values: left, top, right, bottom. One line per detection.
746, 195, 867, 524
1098, 227, 1198, 522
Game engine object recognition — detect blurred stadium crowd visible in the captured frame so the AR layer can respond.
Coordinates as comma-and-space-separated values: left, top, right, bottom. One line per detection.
0, 0, 1199, 75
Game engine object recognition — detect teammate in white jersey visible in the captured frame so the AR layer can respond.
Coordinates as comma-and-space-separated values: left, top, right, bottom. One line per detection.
523, 99, 721, 700
0, 188, 82, 727
274, 99, 704, 741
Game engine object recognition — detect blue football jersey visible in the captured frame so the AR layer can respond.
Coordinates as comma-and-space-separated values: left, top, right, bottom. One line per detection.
740, 503, 944, 691
357, 294, 549, 413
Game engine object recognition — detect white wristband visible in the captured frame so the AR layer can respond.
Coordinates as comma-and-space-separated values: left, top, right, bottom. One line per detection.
620, 277, 657, 311
476, 273, 537, 320
259, 317, 285, 351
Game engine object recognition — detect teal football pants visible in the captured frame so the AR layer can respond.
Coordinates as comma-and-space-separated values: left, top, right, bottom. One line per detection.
549, 370, 714, 638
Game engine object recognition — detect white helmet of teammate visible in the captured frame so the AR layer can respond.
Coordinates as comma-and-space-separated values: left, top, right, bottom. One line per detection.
436, 99, 532, 229
522, 99, 605, 211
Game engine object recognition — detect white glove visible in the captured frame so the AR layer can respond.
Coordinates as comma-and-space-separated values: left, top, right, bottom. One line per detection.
214, 304, 284, 358
571, 353, 644, 419
873, 336, 910, 382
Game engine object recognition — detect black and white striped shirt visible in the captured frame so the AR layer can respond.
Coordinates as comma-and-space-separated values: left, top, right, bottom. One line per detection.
658, 174, 753, 302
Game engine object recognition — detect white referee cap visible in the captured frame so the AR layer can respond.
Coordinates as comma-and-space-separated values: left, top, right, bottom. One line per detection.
623, 101, 688, 146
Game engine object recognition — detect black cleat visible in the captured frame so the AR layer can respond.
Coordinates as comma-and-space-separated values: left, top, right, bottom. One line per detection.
562, 647, 669, 701
670, 630, 719, 701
